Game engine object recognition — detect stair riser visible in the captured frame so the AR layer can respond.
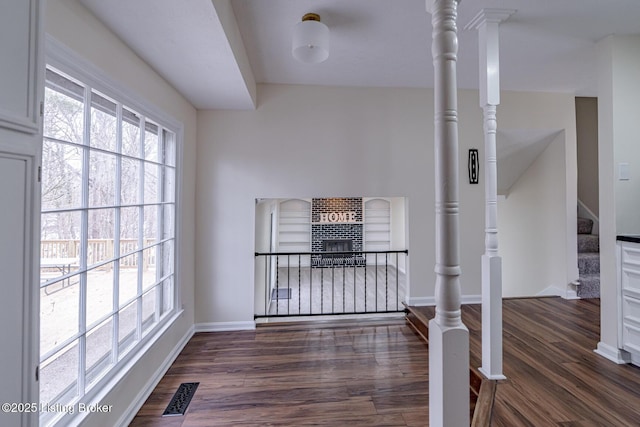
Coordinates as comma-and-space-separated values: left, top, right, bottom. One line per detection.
577, 281, 600, 298
578, 235, 599, 253
576, 217, 599, 298
578, 218, 594, 235
578, 258, 600, 274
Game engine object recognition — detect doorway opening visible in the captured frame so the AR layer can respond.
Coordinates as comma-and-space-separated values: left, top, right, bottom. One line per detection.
254, 197, 409, 320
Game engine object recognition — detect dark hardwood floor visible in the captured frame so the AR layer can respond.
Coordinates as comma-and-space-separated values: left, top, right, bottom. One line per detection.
131, 298, 640, 426
131, 317, 427, 426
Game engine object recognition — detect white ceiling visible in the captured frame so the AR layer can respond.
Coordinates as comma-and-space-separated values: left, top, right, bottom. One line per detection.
80, 0, 640, 110
78, 0, 640, 192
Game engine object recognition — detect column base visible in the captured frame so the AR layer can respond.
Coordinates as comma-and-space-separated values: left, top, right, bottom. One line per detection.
478, 366, 506, 380
429, 319, 469, 427
481, 254, 505, 379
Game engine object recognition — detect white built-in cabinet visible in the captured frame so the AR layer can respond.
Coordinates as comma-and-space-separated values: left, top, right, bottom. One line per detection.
0, 0, 43, 426
278, 199, 311, 253
364, 198, 391, 251
618, 238, 640, 367
0, 0, 42, 133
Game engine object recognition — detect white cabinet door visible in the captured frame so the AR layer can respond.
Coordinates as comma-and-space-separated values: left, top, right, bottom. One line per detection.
0, 0, 41, 133
0, 155, 37, 426
619, 241, 640, 365
0, 0, 43, 425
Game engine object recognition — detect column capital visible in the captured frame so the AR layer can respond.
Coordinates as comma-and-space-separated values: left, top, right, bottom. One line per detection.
464, 8, 516, 30
470, 9, 514, 106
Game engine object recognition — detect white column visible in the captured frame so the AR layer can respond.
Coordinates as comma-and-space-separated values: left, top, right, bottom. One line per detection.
426, 1, 469, 426
466, 8, 514, 381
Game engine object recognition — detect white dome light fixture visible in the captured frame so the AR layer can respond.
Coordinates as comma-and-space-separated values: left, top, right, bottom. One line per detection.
292, 13, 329, 64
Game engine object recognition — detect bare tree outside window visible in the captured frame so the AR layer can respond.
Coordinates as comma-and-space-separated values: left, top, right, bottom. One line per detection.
39, 67, 177, 421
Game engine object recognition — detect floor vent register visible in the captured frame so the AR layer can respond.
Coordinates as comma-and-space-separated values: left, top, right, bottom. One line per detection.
162, 382, 200, 417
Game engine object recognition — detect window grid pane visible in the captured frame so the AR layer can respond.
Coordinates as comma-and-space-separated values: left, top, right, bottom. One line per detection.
142, 287, 158, 335
117, 301, 138, 357
40, 340, 79, 407
88, 151, 117, 207
41, 139, 84, 211
90, 91, 117, 151
43, 82, 84, 145
122, 108, 141, 157
85, 317, 114, 388
86, 264, 115, 328
144, 122, 159, 162
40, 67, 177, 412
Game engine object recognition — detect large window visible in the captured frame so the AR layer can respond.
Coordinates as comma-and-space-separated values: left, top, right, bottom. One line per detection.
39, 67, 177, 423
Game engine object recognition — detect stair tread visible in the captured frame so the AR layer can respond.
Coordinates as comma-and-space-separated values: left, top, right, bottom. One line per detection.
578, 252, 600, 275
578, 252, 600, 260
577, 234, 599, 241
577, 279, 600, 298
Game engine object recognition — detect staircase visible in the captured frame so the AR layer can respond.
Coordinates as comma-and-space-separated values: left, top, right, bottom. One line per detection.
577, 217, 600, 298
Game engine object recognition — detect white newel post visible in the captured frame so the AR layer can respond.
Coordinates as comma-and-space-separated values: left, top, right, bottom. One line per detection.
426, 1, 469, 426
466, 8, 514, 381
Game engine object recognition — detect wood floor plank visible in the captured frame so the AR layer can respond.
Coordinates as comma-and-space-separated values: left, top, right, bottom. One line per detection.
133, 298, 640, 426
471, 379, 496, 427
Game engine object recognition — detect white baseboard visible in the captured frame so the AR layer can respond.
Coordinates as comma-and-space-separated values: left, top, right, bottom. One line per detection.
195, 321, 256, 332
536, 286, 565, 297
594, 342, 631, 364
535, 285, 581, 300
564, 288, 580, 300
405, 294, 481, 306
406, 296, 435, 306
462, 294, 482, 304
116, 324, 195, 427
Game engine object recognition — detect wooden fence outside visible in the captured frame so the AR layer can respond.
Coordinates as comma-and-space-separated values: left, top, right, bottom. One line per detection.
40, 239, 157, 269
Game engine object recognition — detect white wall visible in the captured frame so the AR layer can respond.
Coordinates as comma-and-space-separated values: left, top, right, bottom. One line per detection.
498, 91, 579, 297
498, 133, 568, 297
597, 35, 640, 359
612, 37, 640, 235
196, 84, 578, 324
46, 0, 197, 425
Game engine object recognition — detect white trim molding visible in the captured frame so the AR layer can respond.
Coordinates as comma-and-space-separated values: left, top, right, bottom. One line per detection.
536, 286, 566, 297
195, 321, 257, 332
406, 296, 436, 306
45, 34, 183, 131
405, 294, 482, 306
594, 342, 631, 364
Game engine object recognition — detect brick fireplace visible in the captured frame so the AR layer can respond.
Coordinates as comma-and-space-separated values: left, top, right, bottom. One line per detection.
311, 198, 364, 266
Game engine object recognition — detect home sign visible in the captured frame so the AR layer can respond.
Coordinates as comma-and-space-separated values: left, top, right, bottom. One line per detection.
317, 212, 357, 223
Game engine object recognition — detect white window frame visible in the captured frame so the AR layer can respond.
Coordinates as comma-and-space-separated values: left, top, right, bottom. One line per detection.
41, 35, 183, 426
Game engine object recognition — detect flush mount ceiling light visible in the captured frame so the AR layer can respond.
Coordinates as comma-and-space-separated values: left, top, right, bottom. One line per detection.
292, 13, 329, 64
